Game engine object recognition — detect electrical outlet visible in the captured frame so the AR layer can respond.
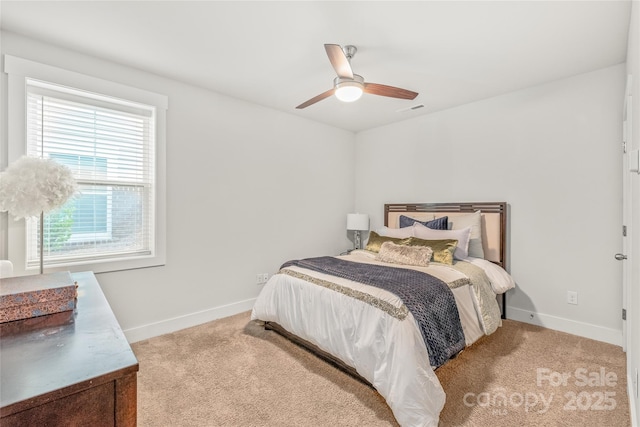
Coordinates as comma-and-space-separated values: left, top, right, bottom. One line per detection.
256, 273, 269, 285
567, 291, 578, 305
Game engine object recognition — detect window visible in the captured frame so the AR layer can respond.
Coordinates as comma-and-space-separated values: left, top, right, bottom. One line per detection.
5, 55, 167, 274
48, 154, 112, 241
43, 185, 112, 243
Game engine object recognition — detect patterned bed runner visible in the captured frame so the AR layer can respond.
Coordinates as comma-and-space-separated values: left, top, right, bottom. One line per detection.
281, 256, 465, 367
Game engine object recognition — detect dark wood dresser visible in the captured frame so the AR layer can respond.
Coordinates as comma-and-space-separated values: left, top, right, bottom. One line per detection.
0, 271, 138, 426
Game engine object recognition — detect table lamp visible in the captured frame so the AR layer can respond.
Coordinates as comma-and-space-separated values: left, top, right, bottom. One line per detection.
347, 213, 369, 250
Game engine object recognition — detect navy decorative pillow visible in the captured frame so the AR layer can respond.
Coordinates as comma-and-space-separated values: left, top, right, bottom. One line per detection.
399, 215, 448, 230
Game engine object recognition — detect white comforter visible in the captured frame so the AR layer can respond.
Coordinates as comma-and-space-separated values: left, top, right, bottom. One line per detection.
251, 250, 514, 427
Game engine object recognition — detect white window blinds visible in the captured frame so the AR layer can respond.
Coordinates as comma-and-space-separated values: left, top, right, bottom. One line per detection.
26, 78, 157, 268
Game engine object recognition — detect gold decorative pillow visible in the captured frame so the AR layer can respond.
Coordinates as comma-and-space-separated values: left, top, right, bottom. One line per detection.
405, 237, 458, 265
364, 231, 410, 253
377, 241, 433, 267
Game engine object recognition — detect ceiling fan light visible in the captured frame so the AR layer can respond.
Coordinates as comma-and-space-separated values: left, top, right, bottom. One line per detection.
335, 83, 363, 102
334, 75, 365, 103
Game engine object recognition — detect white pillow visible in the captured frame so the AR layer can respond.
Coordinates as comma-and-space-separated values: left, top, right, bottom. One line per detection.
450, 210, 484, 259
375, 226, 413, 239
412, 223, 472, 260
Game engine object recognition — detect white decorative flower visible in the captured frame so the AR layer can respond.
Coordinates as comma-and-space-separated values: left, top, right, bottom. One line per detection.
0, 156, 78, 220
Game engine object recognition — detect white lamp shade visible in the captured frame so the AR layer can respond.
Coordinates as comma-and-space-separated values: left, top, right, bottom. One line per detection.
347, 213, 369, 231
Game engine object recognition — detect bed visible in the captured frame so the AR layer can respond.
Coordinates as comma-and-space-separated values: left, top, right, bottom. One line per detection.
251, 202, 515, 427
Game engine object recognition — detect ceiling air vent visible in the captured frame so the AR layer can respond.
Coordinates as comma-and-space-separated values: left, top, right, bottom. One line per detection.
396, 104, 424, 113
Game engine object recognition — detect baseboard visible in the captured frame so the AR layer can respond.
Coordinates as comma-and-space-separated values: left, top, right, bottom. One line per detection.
123, 298, 256, 343
507, 307, 623, 346
629, 375, 638, 427
627, 372, 638, 427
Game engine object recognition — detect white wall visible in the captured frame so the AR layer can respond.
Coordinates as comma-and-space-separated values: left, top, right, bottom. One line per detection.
625, 1, 640, 423
0, 32, 356, 341
355, 64, 626, 345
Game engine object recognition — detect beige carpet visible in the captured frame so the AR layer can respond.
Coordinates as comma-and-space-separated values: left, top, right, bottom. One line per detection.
132, 311, 630, 426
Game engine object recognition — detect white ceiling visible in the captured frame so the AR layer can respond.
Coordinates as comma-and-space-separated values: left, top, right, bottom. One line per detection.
0, 1, 632, 132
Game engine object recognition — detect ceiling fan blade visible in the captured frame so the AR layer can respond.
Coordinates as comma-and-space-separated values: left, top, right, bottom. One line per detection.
364, 83, 418, 100
296, 88, 335, 109
324, 44, 353, 79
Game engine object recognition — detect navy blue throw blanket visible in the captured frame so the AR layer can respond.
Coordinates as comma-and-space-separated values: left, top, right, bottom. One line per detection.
281, 256, 465, 367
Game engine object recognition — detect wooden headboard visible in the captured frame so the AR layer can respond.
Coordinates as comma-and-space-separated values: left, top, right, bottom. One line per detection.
384, 202, 507, 270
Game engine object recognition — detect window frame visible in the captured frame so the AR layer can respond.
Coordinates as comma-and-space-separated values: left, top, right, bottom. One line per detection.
4, 55, 167, 275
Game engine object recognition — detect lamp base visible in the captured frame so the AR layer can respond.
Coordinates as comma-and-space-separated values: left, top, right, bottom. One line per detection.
40, 211, 44, 274
354, 230, 362, 250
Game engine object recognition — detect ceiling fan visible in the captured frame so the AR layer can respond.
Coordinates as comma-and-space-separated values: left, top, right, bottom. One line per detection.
296, 44, 419, 109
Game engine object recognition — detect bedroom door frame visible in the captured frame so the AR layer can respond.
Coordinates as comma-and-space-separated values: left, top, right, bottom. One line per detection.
622, 75, 633, 352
